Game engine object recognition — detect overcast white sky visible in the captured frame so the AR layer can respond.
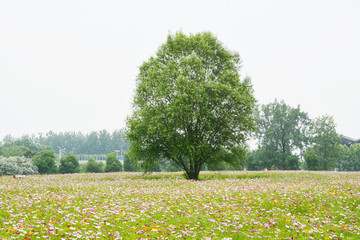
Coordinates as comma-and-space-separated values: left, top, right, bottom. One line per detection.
1, 0, 359, 141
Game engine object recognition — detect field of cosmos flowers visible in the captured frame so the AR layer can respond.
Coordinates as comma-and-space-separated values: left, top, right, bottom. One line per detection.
0, 171, 359, 239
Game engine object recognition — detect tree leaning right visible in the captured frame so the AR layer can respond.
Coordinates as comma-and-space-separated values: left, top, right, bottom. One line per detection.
127, 32, 256, 180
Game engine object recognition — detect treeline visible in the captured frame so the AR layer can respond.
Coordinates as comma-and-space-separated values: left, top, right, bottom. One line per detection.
246, 99, 360, 171
0, 129, 129, 156
0, 151, 124, 176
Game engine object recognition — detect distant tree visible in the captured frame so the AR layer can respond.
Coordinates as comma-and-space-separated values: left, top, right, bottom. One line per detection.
337, 144, 360, 171
123, 152, 139, 172
304, 147, 320, 170
59, 154, 80, 174
165, 159, 183, 172
1, 145, 30, 157
0, 156, 38, 176
105, 152, 122, 172
23, 149, 36, 159
127, 32, 256, 180
0, 138, 52, 157
254, 100, 310, 169
98, 130, 112, 154
85, 131, 100, 154
85, 158, 104, 173
34, 150, 58, 174
2, 134, 15, 143
310, 115, 342, 170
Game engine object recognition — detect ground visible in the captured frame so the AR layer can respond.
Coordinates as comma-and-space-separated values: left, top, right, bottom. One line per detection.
0, 171, 359, 239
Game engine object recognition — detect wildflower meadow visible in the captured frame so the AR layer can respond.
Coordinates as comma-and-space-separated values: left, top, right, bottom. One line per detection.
0, 171, 359, 239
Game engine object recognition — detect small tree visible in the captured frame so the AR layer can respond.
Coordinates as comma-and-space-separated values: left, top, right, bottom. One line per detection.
105, 152, 122, 172
85, 158, 104, 173
59, 154, 80, 174
34, 150, 58, 174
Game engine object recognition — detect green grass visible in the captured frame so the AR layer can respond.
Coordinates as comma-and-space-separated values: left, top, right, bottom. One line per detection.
0, 171, 359, 239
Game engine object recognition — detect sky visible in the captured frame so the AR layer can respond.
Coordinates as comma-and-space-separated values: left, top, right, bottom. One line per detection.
1, 0, 359, 141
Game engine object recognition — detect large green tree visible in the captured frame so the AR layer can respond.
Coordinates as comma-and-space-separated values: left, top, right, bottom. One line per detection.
127, 32, 256, 180
253, 100, 311, 169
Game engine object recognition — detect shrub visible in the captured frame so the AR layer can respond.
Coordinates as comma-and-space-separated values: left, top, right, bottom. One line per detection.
85, 158, 104, 173
105, 152, 122, 172
0, 156, 38, 176
59, 154, 80, 174
33, 150, 58, 174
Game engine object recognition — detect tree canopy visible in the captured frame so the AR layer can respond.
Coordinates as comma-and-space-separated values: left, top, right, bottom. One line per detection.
248, 100, 311, 170
59, 154, 80, 174
85, 158, 104, 173
305, 115, 342, 170
34, 150, 58, 174
105, 152, 122, 172
127, 32, 256, 180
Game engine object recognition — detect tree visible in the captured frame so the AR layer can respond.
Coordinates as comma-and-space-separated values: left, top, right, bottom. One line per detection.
85, 158, 104, 173
304, 148, 320, 170
254, 100, 311, 169
127, 32, 256, 180
0, 156, 38, 176
34, 150, 58, 174
105, 152, 122, 172
310, 115, 342, 170
59, 154, 80, 174
23, 149, 36, 159
1, 145, 30, 157
338, 144, 360, 171
123, 152, 139, 172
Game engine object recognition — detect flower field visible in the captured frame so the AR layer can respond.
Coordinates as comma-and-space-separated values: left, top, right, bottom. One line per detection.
0, 171, 359, 239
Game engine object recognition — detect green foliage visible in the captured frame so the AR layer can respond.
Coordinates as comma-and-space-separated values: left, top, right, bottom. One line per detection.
85, 158, 104, 173
59, 154, 80, 174
105, 152, 122, 172
304, 148, 320, 170
337, 144, 360, 171
123, 152, 139, 172
165, 159, 183, 172
127, 32, 256, 180
34, 150, 58, 174
254, 100, 310, 170
1, 145, 30, 157
0, 138, 52, 157
310, 115, 342, 170
0, 156, 39, 176
2, 129, 130, 156
23, 149, 36, 159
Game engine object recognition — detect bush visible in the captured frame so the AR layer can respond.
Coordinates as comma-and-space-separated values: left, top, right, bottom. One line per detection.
59, 154, 80, 174
34, 150, 58, 174
85, 158, 104, 173
0, 156, 38, 176
105, 152, 122, 172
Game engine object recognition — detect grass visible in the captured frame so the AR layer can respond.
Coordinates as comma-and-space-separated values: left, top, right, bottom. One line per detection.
0, 171, 359, 239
